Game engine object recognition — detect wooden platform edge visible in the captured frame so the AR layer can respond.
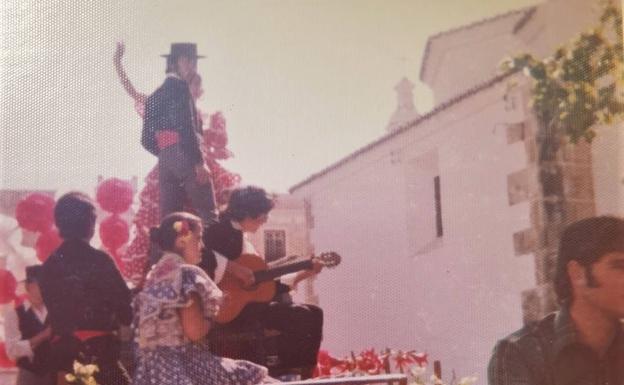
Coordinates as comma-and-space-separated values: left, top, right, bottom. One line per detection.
282, 373, 408, 385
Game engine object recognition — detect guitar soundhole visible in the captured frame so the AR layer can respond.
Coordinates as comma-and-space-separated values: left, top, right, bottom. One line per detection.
242, 283, 260, 291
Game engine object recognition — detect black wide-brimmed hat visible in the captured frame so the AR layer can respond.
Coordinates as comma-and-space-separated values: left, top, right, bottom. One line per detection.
161, 43, 205, 59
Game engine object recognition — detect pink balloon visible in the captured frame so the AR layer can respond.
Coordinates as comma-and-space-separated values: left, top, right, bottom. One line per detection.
35, 227, 62, 262
100, 215, 130, 252
15, 193, 55, 233
0, 342, 16, 368
0, 269, 17, 305
96, 178, 134, 214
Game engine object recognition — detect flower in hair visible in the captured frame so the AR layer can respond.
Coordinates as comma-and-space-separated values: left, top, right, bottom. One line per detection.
173, 220, 190, 236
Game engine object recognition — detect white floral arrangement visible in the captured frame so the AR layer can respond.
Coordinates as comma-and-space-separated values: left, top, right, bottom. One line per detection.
65, 361, 99, 385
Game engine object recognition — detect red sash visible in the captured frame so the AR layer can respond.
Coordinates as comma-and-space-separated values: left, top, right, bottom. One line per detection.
156, 130, 180, 150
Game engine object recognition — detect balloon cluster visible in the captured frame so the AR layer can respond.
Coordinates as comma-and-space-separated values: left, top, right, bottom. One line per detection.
15, 193, 62, 263
0, 192, 63, 368
96, 178, 133, 270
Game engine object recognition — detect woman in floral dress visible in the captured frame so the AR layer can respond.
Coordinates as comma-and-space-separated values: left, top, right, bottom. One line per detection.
133, 212, 275, 385
113, 42, 241, 284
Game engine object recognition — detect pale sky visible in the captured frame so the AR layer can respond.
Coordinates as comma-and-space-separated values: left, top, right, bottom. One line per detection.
1, 0, 540, 194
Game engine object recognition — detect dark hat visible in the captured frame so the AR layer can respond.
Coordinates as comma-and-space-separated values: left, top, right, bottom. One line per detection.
25, 265, 43, 283
161, 43, 205, 59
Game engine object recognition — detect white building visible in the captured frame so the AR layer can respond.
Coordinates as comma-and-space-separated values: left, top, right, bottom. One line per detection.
246, 194, 317, 304
290, 0, 622, 379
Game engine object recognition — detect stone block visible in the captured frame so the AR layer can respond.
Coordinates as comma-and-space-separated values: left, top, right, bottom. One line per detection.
533, 250, 558, 285
513, 228, 536, 256
521, 284, 558, 324
561, 164, 594, 201
564, 201, 596, 225
524, 140, 538, 163
507, 168, 531, 205
560, 139, 592, 165
506, 122, 527, 144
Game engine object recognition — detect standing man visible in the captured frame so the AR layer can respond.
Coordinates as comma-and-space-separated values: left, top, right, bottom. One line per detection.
200, 186, 324, 379
39, 192, 133, 385
142, 42, 217, 226
488, 216, 624, 385
4, 265, 53, 385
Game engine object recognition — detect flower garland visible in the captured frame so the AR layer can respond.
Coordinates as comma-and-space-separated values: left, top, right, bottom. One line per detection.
315, 348, 477, 385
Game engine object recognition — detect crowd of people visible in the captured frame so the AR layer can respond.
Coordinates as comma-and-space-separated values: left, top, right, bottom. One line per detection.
4, 41, 623, 385
4, 43, 324, 385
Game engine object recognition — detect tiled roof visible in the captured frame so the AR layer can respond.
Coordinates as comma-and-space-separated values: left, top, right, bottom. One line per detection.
289, 70, 518, 193
512, 7, 537, 33
419, 6, 536, 82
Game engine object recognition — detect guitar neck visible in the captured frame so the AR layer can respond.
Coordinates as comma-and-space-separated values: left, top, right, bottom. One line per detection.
254, 260, 313, 283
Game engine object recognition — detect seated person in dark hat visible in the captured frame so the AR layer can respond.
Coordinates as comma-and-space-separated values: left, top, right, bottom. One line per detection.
3, 265, 53, 385
39, 192, 132, 385
200, 186, 324, 379
141, 42, 217, 226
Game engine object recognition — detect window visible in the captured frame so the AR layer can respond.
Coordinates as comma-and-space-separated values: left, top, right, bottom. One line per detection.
264, 230, 286, 262
504, 92, 517, 111
434, 176, 443, 237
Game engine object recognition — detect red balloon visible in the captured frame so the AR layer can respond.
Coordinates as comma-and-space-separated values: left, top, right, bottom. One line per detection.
99, 215, 130, 253
96, 178, 134, 214
0, 342, 15, 368
35, 227, 62, 262
0, 269, 17, 305
15, 193, 55, 233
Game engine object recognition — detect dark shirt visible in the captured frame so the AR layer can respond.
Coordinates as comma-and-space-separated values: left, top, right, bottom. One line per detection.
39, 239, 132, 336
15, 304, 51, 375
488, 308, 624, 385
199, 215, 244, 280
142, 75, 203, 164
199, 216, 290, 296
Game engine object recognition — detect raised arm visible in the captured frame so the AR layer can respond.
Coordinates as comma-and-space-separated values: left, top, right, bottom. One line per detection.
114, 41, 147, 105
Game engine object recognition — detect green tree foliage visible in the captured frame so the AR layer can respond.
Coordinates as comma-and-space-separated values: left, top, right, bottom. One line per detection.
502, 0, 623, 143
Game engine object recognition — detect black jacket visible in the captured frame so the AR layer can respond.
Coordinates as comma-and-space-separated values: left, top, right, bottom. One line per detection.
488, 308, 624, 385
39, 239, 132, 336
15, 305, 51, 375
200, 216, 243, 279
141, 76, 203, 165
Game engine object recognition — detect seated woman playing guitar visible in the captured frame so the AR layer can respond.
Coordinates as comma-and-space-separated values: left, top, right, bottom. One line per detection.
199, 186, 324, 380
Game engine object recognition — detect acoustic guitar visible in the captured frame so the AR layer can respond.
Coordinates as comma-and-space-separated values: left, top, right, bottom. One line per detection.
215, 252, 341, 324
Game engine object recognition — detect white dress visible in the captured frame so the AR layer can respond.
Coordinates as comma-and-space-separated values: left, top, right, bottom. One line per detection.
132, 252, 269, 385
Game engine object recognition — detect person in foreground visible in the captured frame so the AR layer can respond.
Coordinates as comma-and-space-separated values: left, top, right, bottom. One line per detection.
132, 212, 276, 385
39, 192, 133, 385
488, 216, 624, 385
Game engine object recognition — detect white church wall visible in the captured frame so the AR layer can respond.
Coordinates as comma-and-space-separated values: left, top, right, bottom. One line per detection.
515, 0, 599, 60
428, 31, 523, 105
424, 0, 600, 106
291, 79, 537, 380
591, 124, 624, 217
289, 0, 614, 378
